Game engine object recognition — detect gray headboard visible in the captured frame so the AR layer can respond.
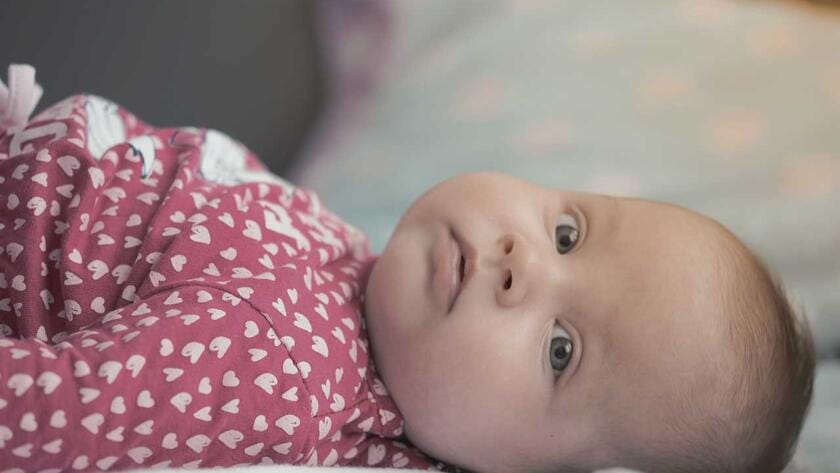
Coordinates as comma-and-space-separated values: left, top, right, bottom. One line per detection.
0, 0, 323, 176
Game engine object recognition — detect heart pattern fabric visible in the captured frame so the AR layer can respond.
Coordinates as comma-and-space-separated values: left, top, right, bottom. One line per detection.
0, 94, 437, 471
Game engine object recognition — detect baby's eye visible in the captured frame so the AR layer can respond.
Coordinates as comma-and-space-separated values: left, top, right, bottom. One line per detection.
549, 322, 574, 375
555, 214, 579, 255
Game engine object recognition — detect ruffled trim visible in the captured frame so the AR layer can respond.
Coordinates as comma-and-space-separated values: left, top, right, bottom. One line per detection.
0, 63, 44, 131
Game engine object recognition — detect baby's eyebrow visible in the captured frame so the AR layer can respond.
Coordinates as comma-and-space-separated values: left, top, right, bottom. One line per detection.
591, 194, 620, 241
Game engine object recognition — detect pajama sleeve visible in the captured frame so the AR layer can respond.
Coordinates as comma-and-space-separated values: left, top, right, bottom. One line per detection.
351, 435, 440, 470
0, 284, 312, 472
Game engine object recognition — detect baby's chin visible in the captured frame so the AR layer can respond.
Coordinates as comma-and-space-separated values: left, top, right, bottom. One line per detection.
363, 255, 390, 321
361, 256, 396, 367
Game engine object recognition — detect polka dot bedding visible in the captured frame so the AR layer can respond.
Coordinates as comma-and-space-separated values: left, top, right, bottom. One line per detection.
0, 65, 438, 472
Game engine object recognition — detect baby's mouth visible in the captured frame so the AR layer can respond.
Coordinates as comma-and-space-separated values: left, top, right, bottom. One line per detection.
451, 252, 465, 307
451, 230, 476, 306
433, 228, 476, 314
448, 235, 464, 312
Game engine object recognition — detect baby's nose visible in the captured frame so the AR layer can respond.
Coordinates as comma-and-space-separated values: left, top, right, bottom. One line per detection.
495, 232, 537, 308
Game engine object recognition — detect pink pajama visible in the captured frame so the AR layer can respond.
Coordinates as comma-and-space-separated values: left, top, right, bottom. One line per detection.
0, 77, 438, 472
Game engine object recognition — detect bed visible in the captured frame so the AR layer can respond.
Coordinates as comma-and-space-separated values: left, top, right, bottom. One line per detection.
288, 1, 840, 472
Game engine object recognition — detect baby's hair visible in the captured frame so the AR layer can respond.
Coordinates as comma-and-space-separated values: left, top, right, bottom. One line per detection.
614, 230, 816, 473
717, 241, 816, 473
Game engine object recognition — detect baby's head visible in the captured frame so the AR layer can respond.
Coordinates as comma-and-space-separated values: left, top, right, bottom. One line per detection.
364, 172, 815, 473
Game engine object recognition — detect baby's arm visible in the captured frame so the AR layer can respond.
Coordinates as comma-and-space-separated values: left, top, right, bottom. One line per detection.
350, 436, 443, 471
0, 285, 308, 471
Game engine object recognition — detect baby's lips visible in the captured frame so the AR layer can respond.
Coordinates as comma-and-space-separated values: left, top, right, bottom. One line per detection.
452, 229, 477, 293
432, 227, 461, 314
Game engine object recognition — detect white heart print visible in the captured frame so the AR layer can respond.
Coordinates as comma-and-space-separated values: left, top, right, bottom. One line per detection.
0, 93, 428, 471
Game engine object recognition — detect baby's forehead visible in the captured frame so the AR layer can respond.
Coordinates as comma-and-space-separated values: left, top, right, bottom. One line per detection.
589, 195, 741, 364
580, 193, 729, 255
559, 188, 743, 323
566, 193, 752, 441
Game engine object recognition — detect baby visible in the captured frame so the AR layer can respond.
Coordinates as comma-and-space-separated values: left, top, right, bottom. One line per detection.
0, 64, 815, 473
363, 173, 817, 473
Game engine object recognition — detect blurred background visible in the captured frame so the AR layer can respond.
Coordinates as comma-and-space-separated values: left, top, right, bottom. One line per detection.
0, 0, 323, 176
2, 0, 839, 472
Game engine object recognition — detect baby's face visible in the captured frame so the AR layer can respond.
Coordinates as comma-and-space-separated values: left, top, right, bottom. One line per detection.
364, 172, 734, 473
